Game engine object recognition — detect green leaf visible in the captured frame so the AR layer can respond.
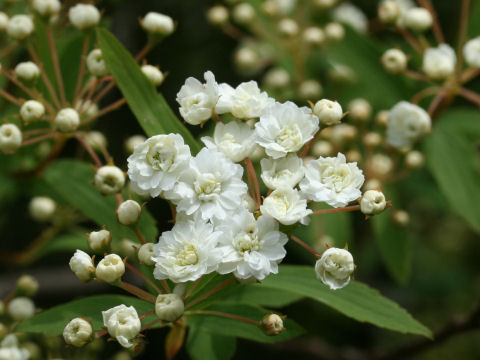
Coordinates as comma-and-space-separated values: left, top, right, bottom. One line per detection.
187, 327, 236, 360
33, 231, 90, 260
187, 303, 304, 344
43, 159, 157, 242
425, 109, 480, 233
259, 265, 431, 337
222, 284, 303, 308
96, 28, 200, 153
16, 295, 154, 335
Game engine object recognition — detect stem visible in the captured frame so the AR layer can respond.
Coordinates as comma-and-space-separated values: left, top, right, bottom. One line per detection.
22, 132, 57, 146
417, 0, 444, 43
300, 131, 320, 158
183, 278, 202, 301
118, 281, 156, 303
116, 193, 123, 206
141, 318, 165, 331
397, 27, 423, 53
125, 262, 163, 294
160, 280, 171, 294
311, 204, 361, 215
45, 25, 67, 106
23, 128, 52, 138
456, 0, 471, 72
428, 89, 447, 116
0, 88, 22, 106
0, 41, 19, 58
134, 42, 152, 62
81, 98, 126, 125
74, 133, 103, 167
458, 87, 480, 107
134, 226, 148, 245
244, 158, 261, 208
92, 81, 116, 105
460, 68, 480, 84
186, 310, 258, 326
404, 69, 430, 82
73, 36, 90, 105
80, 78, 100, 105
410, 86, 440, 104
185, 277, 235, 309
290, 235, 320, 258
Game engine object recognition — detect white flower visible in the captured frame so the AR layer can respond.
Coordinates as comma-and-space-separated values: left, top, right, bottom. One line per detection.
7, 297, 35, 321
117, 200, 142, 225
422, 44, 456, 80
68, 4, 101, 30
152, 218, 223, 283
69, 250, 95, 282
166, 148, 247, 222
54, 108, 80, 132
313, 99, 343, 126
255, 101, 319, 159
261, 187, 312, 225
14, 61, 39, 82
201, 120, 257, 162
217, 211, 288, 280
155, 294, 184, 322
260, 154, 304, 190
20, 100, 45, 123
331, 3, 368, 34
127, 134, 191, 197
32, 0, 61, 17
138, 243, 155, 266
7, 15, 34, 40
300, 153, 364, 208
141, 65, 165, 86
360, 190, 387, 215
260, 313, 285, 336
386, 101, 431, 148
102, 305, 141, 349
0, 124, 22, 154
96, 254, 125, 283
63, 318, 92, 347
86, 49, 108, 77
463, 37, 480, 68
315, 248, 354, 290
0, 335, 29, 360
88, 229, 111, 251
176, 71, 219, 125
84, 131, 107, 151
94, 165, 125, 195
403, 7, 432, 32
381, 48, 407, 74
29, 196, 56, 222
216, 81, 274, 119
141, 12, 174, 36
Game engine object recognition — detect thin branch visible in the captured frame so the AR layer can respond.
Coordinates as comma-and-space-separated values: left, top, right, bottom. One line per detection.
0, 88, 22, 106
311, 204, 361, 215
92, 81, 116, 105
244, 158, 261, 208
141, 318, 165, 331
74, 133, 103, 167
22, 132, 57, 146
118, 281, 156, 303
134, 225, 148, 245
300, 131, 320, 158
134, 42, 152, 62
45, 25, 67, 106
81, 98, 126, 125
417, 0, 444, 43
404, 69, 430, 82
397, 27, 423, 53
456, 0, 471, 72
458, 87, 480, 107
73, 36, 90, 106
0, 41, 19, 58
410, 86, 440, 104
183, 278, 202, 301
290, 235, 321, 258
186, 310, 258, 326
125, 262, 163, 294
185, 277, 235, 309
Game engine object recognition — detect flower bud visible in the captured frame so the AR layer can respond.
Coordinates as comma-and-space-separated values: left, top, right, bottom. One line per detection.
313, 0, 337, 10
85, 131, 107, 152
263, 67, 290, 89
405, 150, 425, 169
141, 12, 174, 36
20, 100, 45, 123
369, 153, 393, 177
0, 12, 8, 32
206, 5, 229, 26
155, 294, 184, 322
324, 22, 344, 41
69, 250, 95, 282
94, 166, 125, 195
278, 18, 299, 37
363, 178, 382, 191
381, 48, 407, 74
141, 65, 165, 86
54, 108, 80, 132
315, 248, 354, 289
234, 47, 260, 71
68, 4, 101, 30
329, 124, 357, 144
14, 61, 40, 82
16, 274, 39, 297
7, 296, 35, 321
86, 49, 109, 77
63, 318, 93, 347
360, 190, 387, 215
392, 210, 409, 226
124, 135, 146, 154
262, 0, 279, 16
29, 196, 56, 222
313, 99, 343, 126
404, 7, 432, 32
303, 26, 325, 46
328, 63, 356, 83
88, 229, 111, 251
345, 149, 361, 163
298, 79, 322, 99
260, 313, 285, 336
32, 0, 61, 18
422, 44, 456, 80
96, 254, 125, 283
378, 0, 400, 24
463, 37, 480, 68
312, 140, 333, 157
7, 15, 34, 40
113, 239, 138, 261
363, 132, 382, 147
102, 305, 141, 349
348, 98, 372, 122
138, 243, 155, 266
0, 124, 22, 154
375, 110, 389, 126
232, 3, 255, 25
76, 99, 99, 118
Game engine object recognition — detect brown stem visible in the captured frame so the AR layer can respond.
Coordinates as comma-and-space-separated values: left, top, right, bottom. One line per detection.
141, 318, 165, 331
125, 262, 163, 294
458, 87, 480, 107
311, 204, 361, 215
74, 133, 103, 167
135, 42, 152, 62
73, 36, 90, 105
460, 68, 480, 84
417, 0, 444, 43
183, 278, 202, 301
290, 235, 321, 258
221, 24, 246, 41
0, 88, 22, 106
81, 98, 126, 125
397, 27, 423, 53
0, 41, 19, 58
428, 89, 447, 116
410, 86, 440, 104
244, 158, 261, 208
134, 226, 148, 245
300, 131, 320, 158
45, 25, 67, 106
22, 128, 52, 138
185, 277, 235, 309
186, 310, 258, 326
118, 281, 156, 303
22, 132, 57, 146
404, 69, 430, 82
456, 0, 471, 72
92, 81, 116, 105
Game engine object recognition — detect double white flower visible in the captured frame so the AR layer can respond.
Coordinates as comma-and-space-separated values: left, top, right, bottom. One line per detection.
261, 187, 312, 225
315, 248, 355, 290
102, 305, 141, 348
386, 101, 431, 148
260, 154, 304, 190
422, 44, 456, 80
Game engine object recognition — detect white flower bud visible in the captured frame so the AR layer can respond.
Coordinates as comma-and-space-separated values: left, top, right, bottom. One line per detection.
69, 250, 95, 282
96, 254, 125, 283
392, 209, 409, 226
86, 49, 108, 77
54, 108, 80, 132
345, 149, 361, 163
116, 200, 142, 225
278, 18, 299, 37
7, 297, 35, 321
315, 248, 354, 290
20, 100, 45, 123
405, 150, 425, 169
0, 12, 8, 32
68, 4, 101, 30
112, 238, 138, 260
234, 47, 260, 71
378, 0, 400, 24
124, 135, 146, 154
263, 67, 290, 89
313, 99, 343, 126
138, 243, 155, 266
312, 140, 333, 157
363, 132, 382, 147
141, 12, 174, 36
75, 99, 99, 118
206, 5, 229, 26
363, 178, 382, 191
88, 229, 111, 251
381, 48, 407, 74
232, 3, 255, 25
155, 294, 184, 322
369, 153, 393, 177
94, 166, 125, 195
260, 313, 285, 336
32, 0, 61, 17
422, 44, 456, 80
7, 15, 34, 40
375, 110, 389, 126
303, 26, 325, 46
328, 63, 356, 83
348, 98, 372, 122
298, 79, 322, 99
360, 190, 387, 215
14, 61, 40, 82
313, 0, 337, 10
16, 275, 39, 296
262, 0, 279, 16
102, 305, 141, 348
329, 124, 357, 144
63, 318, 92, 347
85, 131, 107, 151
324, 22, 345, 41
141, 65, 165, 86
463, 37, 480, 68
29, 196, 56, 222
0, 124, 22, 154
404, 7, 432, 32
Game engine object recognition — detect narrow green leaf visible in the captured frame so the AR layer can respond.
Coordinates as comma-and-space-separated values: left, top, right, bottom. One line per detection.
259, 265, 431, 337
187, 327, 236, 360
96, 28, 200, 153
